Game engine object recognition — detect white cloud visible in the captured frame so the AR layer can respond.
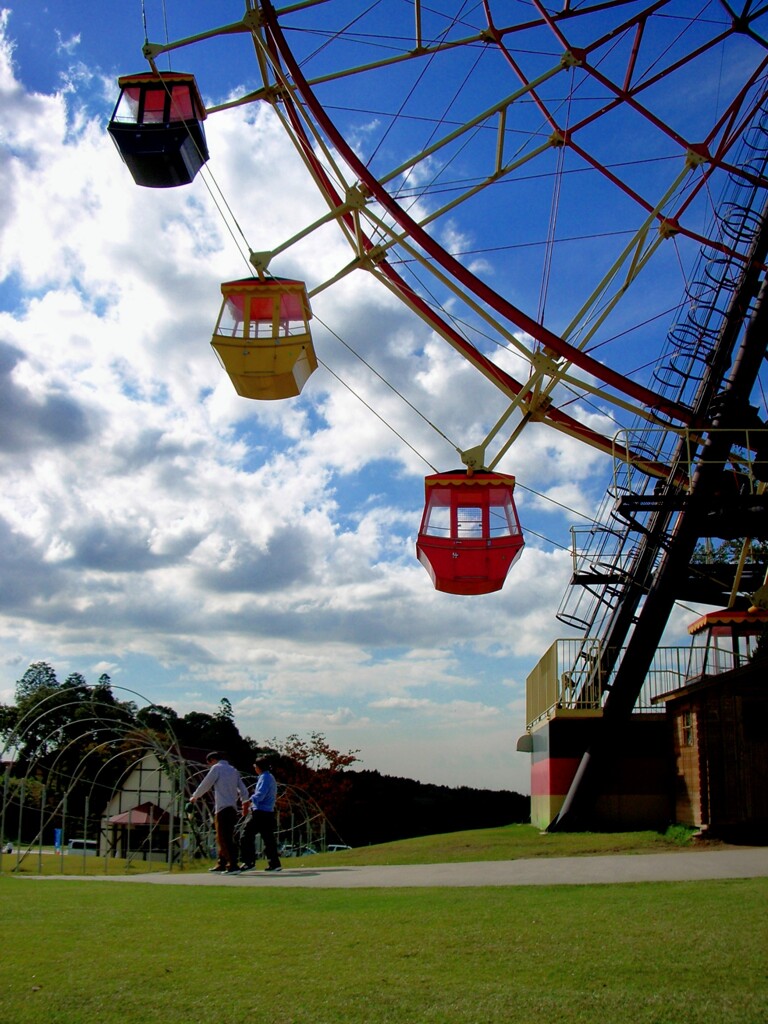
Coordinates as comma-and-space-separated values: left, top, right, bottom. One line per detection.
54, 29, 80, 56
370, 696, 432, 709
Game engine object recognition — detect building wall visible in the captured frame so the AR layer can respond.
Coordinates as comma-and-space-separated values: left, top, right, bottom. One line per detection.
100, 753, 183, 859
528, 715, 672, 830
667, 663, 768, 839
670, 683, 768, 834
529, 719, 583, 828
702, 690, 768, 829
100, 753, 175, 820
670, 701, 702, 827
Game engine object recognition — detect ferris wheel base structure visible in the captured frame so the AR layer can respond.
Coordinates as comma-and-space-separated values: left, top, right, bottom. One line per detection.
522, 606, 768, 837
522, 716, 670, 833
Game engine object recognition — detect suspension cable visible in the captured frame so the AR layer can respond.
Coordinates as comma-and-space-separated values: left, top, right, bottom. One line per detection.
317, 315, 607, 528
315, 314, 459, 455
316, 356, 439, 472
537, 90, 570, 326
161, 0, 172, 70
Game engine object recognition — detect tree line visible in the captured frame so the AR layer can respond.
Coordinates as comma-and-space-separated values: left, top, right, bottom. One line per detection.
1, 662, 530, 847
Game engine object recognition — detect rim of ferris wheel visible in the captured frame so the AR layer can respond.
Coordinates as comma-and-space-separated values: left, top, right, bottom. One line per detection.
122, 5, 768, 599
254, 3, 729, 424
210, 277, 317, 401
107, 71, 209, 188
127, 6, 768, 463
416, 470, 524, 595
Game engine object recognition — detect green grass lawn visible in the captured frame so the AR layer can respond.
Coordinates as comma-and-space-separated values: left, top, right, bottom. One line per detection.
3, 875, 766, 1024
3, 826, 767, 1023
304, 823, 707, 866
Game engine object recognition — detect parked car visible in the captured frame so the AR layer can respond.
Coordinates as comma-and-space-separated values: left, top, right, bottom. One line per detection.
67, 839, 98, 855
326, 844, 352, 852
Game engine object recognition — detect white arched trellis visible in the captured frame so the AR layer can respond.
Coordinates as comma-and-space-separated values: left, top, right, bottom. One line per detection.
1, 685, 342, 874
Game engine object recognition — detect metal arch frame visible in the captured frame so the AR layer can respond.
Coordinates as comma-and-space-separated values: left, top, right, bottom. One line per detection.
1, 688, 348, 871
272, 778, 338, 854
0, 685, 187, 874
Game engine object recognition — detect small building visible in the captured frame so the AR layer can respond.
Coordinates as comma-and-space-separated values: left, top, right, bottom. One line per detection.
520, 636, 672, 829
653, 609, 768, 840
100, 748, 209, 863
107, 801, 170, 860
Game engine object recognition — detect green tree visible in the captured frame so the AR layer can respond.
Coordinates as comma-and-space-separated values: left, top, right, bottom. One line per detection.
15, 661, 59, 701
176, 710, 254, 767
135, 704, 181, 735
216, 697, 234, 723
274, 732, 360, 773
1, 663, 146, 841
265, 732, 360, 826
92, 673, 117, 705
692, 538, 768, 565
63, 672, 88, 689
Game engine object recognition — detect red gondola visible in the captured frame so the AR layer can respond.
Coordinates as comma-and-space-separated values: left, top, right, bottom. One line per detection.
108, 72, 209, 188
211, 278, 317, 400
416, 470, 524, 595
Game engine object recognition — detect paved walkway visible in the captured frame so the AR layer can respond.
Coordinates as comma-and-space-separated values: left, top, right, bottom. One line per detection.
20, 847, 768, 888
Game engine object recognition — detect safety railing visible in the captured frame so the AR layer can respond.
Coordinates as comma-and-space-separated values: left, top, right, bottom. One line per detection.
524, 637, 759, 728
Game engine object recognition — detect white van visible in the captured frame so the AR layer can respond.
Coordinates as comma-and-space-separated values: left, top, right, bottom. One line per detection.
67, 839, 98, 855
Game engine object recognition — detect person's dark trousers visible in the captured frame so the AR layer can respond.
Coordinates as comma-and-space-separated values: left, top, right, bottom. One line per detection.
240, 810, 281, 868
214, 805, 239, 870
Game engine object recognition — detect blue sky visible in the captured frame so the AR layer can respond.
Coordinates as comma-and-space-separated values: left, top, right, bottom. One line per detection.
1, 2, 766, 793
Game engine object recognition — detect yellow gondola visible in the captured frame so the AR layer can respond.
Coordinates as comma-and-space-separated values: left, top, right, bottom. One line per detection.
211, 278, 317, 400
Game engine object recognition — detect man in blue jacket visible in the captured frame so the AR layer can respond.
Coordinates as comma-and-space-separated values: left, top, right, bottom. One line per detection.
239, 755, 282, 872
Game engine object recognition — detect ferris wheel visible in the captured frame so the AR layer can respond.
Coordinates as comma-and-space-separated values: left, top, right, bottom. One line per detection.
108, 2, 768, 823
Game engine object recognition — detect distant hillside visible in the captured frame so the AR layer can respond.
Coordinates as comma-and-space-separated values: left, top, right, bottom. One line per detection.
333, 769, 530, 847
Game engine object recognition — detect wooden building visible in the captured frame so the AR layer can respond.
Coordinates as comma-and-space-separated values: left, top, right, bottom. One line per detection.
653, 610, 768, 840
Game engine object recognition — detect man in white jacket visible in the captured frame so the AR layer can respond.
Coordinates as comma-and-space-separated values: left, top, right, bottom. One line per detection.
189, 751, 248, 873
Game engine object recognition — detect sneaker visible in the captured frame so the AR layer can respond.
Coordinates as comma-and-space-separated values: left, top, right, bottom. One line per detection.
264, 865, 282, 873
208, 866, 227, 873
224, 867, 242, 874
238, 864, 256, 872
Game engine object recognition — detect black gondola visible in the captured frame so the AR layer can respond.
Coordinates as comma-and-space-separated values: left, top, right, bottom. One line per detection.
108, 72, 209, 188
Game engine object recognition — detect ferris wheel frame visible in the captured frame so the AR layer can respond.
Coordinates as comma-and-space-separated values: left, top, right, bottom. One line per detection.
138, 0, 768, 488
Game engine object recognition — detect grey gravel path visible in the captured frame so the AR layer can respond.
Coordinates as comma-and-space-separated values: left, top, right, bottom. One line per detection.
17, 847, 768, 888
